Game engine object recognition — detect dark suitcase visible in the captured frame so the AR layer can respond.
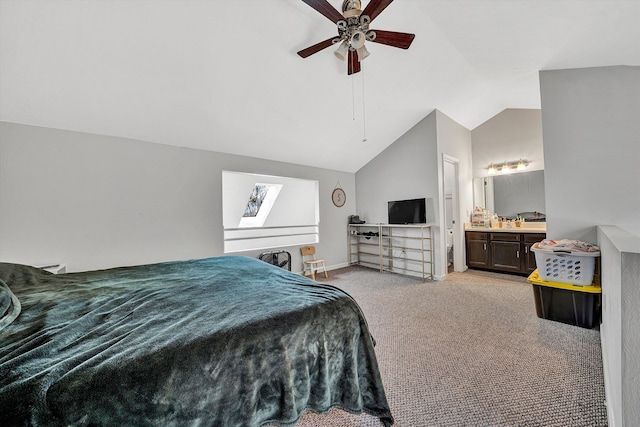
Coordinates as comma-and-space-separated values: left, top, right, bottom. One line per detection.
258, 251, 292, 271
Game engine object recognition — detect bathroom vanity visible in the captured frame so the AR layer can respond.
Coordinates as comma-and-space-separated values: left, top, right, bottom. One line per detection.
465, 225, 546, 275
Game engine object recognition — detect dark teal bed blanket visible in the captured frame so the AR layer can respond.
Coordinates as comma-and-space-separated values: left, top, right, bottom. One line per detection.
0, 256, 393, 426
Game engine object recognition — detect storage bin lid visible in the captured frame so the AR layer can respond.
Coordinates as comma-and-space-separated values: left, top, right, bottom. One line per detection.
527, 270, 601, 293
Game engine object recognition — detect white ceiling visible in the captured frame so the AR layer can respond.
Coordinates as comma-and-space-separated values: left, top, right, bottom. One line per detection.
1, 0, 639, 173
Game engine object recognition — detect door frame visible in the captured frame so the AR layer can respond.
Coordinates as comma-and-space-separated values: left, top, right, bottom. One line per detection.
443, 154, 463, 274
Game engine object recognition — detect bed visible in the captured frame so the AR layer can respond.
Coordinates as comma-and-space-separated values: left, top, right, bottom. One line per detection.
0, 256, 393, 426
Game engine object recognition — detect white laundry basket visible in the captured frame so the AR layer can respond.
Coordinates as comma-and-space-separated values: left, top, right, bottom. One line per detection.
531, 243, 599, 286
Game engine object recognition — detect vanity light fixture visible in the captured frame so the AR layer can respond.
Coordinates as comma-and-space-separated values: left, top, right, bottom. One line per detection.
500, 161, 509, 173
487, 159, 529, 175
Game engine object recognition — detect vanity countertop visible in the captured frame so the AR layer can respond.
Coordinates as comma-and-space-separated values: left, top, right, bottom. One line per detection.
464, 223, 546, 233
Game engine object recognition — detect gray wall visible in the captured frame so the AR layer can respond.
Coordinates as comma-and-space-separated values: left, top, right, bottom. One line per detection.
540, 66, 640, 243
597, 226, 640, 427
539, 65, 640, 427
471, 109, 544, 178
355, 112, 440, 275
355, 112, 438, 224
435, 111, 474, 274
0, 122, 355, 272
355, 110, 473, 279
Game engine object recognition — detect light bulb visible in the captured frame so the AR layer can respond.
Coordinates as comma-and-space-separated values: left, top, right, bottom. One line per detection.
350, 31, 366, 49
334, 41, 349, 61
356, 45, 369, 61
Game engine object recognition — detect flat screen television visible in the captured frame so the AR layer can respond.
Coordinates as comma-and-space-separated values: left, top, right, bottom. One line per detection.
388, 198, 426, 224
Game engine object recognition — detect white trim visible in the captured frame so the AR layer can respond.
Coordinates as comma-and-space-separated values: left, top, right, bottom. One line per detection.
442, 154, 463, 275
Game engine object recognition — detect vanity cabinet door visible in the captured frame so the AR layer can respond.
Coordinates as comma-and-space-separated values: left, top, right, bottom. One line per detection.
523, 233, 546, 274
490, 240, 522, 272
466, 232, 489, 268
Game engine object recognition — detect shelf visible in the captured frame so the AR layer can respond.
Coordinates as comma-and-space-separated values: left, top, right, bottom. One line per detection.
348, 224, 433, 281
381, 245, 423, 252
355, 259, 384, 269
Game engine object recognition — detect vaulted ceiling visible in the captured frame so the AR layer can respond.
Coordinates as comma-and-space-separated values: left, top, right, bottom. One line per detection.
1, 0, 638, 172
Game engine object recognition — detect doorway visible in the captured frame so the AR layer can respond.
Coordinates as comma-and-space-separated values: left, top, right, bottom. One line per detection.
443, 155, 461, 274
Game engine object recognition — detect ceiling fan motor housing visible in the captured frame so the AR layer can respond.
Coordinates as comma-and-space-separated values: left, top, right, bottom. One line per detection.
342, 0, 362, 18
335, 14, 375, 52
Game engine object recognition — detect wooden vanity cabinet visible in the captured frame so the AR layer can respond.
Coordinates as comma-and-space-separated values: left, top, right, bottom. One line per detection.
465, 231, 546, 275
465, 232, 489, 268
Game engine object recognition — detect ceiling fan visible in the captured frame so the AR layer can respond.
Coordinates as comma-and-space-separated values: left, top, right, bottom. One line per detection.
297, 0, 415, 75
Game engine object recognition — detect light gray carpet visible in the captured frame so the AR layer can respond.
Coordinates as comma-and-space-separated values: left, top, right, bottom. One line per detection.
295, 267, 607, 427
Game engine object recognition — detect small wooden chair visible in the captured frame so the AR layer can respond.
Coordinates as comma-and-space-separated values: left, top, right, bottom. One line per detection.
300, 245, 328, 280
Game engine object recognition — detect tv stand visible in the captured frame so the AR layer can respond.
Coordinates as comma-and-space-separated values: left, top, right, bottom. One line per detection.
348, 223, 433, 281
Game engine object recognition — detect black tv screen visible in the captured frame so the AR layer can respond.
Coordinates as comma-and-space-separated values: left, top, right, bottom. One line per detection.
388, 198, 426, 224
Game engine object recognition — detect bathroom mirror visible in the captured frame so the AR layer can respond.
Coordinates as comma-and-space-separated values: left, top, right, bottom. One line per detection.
473, 170, 545, 221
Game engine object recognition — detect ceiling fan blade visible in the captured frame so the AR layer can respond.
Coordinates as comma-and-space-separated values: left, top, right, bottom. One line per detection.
361, 0, 394, 23
301, 0, 344, 23
348, 49, 361, 75
369, 30, 415, 49
297, 37, 337, 58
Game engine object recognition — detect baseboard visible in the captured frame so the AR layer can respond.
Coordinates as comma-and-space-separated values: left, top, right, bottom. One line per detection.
295, 262, 350, 276
328, 262, 350, 271
298, 262, 440, 281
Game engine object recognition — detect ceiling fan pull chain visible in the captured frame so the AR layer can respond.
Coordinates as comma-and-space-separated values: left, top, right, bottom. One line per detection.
352, 73, 356, 121
362, 69, 367, 143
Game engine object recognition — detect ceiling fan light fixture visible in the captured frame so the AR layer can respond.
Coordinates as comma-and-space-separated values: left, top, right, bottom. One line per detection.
350, 31, 366, 49
356, 45, 370, 61
334, 41, 349, 61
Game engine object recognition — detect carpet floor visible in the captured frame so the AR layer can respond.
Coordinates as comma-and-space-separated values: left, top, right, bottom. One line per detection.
295, 267, 607, 427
